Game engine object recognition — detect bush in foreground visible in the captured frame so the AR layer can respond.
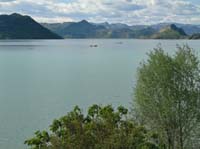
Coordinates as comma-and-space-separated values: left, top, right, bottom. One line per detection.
25, 105, 158, 149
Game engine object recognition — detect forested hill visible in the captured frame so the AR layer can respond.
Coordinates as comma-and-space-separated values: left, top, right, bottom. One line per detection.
0, 13, 62, 39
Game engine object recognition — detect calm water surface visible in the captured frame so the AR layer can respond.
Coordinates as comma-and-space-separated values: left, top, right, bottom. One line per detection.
0, 39, 199, 148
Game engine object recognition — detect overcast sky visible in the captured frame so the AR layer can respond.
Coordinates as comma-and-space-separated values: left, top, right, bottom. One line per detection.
0, 0, 200, 24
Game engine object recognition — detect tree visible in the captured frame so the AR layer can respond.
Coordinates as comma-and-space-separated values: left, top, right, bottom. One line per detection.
25, 105, 158, 149
133, 45, 200, 149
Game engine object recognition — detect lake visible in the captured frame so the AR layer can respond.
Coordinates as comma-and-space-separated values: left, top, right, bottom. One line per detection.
0, 39, 199, 148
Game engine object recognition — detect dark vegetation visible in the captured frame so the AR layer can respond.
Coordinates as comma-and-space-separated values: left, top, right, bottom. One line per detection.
25, 45, 200, 149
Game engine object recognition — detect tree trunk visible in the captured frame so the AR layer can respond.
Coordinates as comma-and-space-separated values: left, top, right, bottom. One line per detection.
179, 127, 183, 149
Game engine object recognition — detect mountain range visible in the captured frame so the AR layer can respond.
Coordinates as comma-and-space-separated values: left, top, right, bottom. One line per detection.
0, 13, 199, 39
42, 21, 200, 39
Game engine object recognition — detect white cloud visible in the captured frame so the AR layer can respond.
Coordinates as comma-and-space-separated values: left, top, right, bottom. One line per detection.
0, 0, 200, 24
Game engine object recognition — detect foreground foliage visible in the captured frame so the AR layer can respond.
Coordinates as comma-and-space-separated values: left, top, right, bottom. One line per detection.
25, 105, 158, 149
134, 45, 200, 149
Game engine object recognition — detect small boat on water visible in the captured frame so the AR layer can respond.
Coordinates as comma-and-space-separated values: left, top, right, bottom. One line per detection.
90, 44, 98, 47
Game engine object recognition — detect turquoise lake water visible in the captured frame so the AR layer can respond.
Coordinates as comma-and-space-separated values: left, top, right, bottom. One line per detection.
0, 39, 199, 148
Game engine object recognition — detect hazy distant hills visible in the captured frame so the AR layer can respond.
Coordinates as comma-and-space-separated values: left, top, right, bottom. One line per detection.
42, 21, 157, 38
42, 20, 200, 39
42, 20, 152, 39
0, 13, 62, 39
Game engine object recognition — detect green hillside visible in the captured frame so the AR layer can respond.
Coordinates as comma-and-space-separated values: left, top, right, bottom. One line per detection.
151, 24, 187, 39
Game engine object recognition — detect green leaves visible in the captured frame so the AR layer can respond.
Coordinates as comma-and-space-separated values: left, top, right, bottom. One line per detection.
25, 105, 157, 149
134, 45, 200, 149
24, 131, 50, 149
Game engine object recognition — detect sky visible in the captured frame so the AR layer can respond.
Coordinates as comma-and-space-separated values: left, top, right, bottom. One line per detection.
0, 0, 200, 25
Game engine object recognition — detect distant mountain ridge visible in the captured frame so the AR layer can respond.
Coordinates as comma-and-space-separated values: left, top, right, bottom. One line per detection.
42, 20, 192, 39
0, 13, 62, 39
42, 21, 156, 38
